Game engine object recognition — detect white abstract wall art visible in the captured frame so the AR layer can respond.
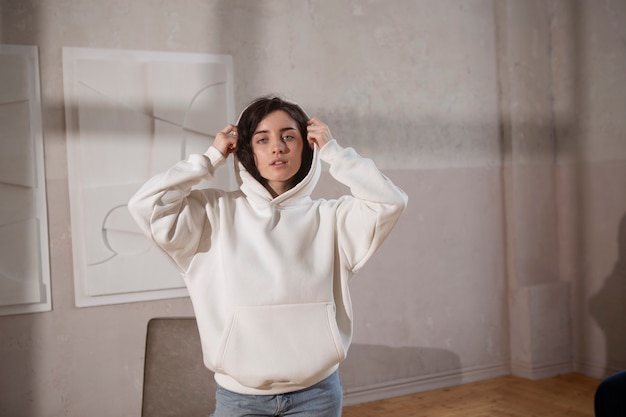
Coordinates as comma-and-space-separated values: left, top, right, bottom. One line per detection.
0, 45, 51, 316
63, 47, 235, 307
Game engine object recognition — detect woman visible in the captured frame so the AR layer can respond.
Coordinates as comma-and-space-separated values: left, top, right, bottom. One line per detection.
128, 96, 407, 416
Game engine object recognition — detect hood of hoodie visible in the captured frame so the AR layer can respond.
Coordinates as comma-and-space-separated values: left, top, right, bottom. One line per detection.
232, 144, 321, 208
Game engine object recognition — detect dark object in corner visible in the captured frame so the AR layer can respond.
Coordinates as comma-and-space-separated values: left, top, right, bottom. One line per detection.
594, 370, 626, 417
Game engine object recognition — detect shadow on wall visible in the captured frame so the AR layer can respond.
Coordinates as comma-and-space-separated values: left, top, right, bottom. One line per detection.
0, 315, 38, 417
589, 212, 626, 375
340, 343, 461, 399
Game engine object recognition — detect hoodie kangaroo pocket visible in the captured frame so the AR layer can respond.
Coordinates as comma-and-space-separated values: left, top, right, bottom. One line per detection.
216, 302, 346, 389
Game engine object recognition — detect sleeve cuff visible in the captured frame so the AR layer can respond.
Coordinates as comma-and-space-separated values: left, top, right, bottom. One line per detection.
204, 146, 227, 167
318, 139, 341, 163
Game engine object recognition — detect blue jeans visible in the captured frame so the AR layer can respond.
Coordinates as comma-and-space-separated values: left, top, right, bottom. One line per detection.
211, 371, 343, 417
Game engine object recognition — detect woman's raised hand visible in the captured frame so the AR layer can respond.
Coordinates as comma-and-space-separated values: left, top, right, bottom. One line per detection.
213, 124, 239, 156
306, 117, 333, 149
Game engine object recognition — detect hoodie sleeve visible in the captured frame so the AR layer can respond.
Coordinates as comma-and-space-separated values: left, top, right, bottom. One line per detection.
319, 139, 408, 273
127, 146, 227, 271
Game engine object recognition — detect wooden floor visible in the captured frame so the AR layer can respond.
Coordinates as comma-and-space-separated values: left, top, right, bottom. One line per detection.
342, 373, 600, 417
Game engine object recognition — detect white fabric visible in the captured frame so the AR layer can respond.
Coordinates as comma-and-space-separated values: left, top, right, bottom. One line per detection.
128, 139, 407, 395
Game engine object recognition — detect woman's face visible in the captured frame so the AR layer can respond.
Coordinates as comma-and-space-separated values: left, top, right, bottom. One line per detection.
251, 110, 304, 196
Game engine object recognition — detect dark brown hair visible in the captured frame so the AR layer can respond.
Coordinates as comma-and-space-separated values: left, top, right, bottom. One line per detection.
235, 96, 314, 190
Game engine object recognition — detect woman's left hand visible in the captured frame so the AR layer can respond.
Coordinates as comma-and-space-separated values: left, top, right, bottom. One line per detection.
306, 117, 333, 149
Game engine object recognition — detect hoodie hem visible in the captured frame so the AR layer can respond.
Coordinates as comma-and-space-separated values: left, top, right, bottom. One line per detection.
213, 364, 339, 396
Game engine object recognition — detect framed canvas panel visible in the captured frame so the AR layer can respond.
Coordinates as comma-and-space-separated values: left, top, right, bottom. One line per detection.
63, 47, 235, 307
0, 45, 51, 316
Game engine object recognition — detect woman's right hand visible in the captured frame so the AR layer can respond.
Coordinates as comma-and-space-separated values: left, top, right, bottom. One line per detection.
213, 124, 239, 156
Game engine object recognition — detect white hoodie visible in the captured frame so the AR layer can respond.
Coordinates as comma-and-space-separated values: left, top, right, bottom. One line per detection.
128, 139, 407, 395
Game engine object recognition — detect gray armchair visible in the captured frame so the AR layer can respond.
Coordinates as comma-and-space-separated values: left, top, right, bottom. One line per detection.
142, 318, 217, 417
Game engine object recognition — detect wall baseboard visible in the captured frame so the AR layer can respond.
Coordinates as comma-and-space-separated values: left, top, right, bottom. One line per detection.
342, 363, 510, 406
342, 359, 605, 406
575, 359, 624, 380
510, 360, 574, 380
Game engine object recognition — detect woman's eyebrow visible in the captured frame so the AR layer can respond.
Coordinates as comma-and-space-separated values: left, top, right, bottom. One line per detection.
253, 126, 297, 136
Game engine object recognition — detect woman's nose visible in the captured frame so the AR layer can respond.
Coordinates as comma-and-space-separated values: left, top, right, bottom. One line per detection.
273, 140, 285, 153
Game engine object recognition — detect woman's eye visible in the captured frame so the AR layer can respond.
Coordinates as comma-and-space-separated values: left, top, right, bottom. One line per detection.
283, 135, 295, 141
257, 138, 268, 144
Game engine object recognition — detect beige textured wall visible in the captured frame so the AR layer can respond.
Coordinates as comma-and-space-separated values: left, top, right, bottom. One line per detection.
0, 1, 624, 416
551, 0, 626, 377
